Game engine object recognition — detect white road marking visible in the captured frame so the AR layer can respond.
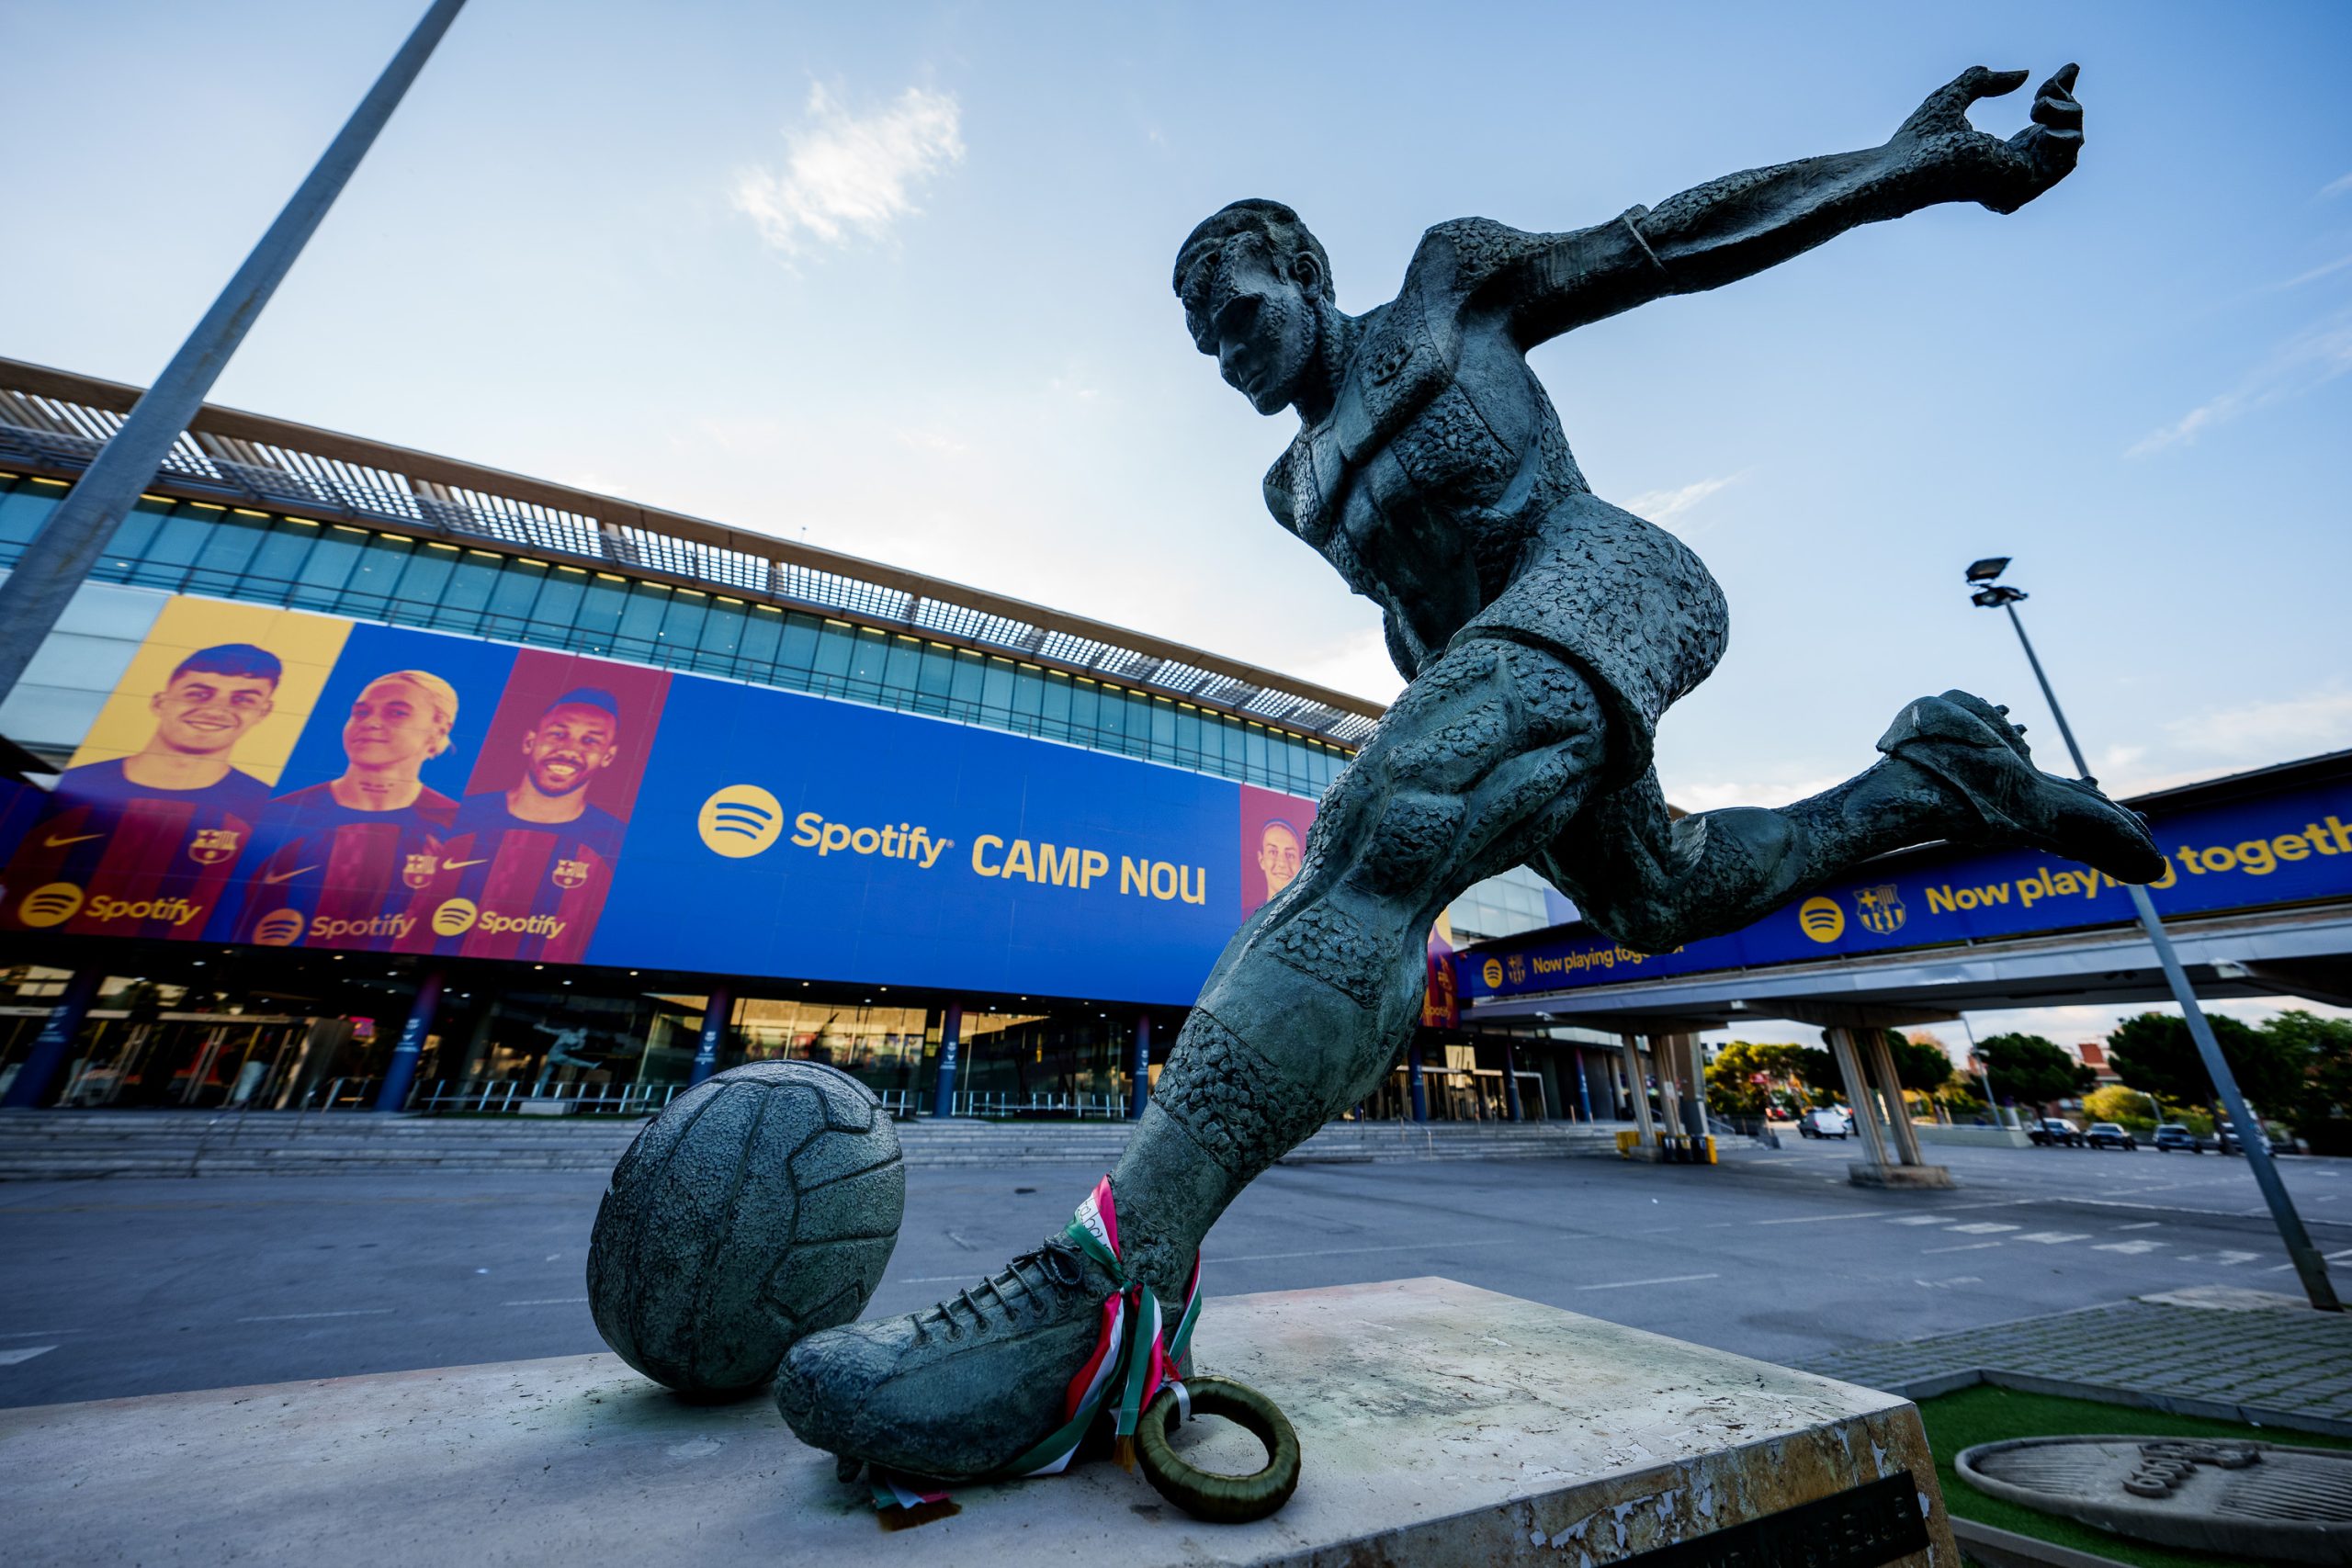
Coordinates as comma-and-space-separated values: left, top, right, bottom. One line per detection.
1922, 1242, 2003, 1254
1946, 1223, 2021, 1235
1886, 1216, 1948, 1226
1577, 1272, 1720, 1292
502, 1297, 589, 1307
2092, 1240, 2166, 1255
2116, 1222, 2161, 1231
1914, 1277, 1983, 1289
2211, 1251, 2260, 1267
0, 1344, 56, 1366
2011, 1233, 2089, 1245
234, 1308, 396, 1323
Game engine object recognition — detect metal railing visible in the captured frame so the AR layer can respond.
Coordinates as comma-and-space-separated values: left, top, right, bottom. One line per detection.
947, 1090, 1130, 1120
411, 1079, 684, 1116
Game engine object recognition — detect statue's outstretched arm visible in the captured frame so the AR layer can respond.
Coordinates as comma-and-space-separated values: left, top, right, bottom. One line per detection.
1501, 65, 2082, 346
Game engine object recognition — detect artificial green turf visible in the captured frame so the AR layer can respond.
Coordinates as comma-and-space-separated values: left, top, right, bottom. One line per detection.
1916, 1383, 2351, 1568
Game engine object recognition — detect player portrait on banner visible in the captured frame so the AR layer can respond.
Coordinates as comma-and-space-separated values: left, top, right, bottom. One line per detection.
231, 668, 475, 953
423, 653, 670, 964
1237, 783, 1317, 923
3, 597, 346, 941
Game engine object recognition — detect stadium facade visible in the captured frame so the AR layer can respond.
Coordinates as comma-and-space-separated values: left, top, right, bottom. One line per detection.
0, 358, 1592, 1120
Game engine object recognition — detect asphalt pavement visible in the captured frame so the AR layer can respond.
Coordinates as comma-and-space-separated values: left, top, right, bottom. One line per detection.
3, 1134, 2345, 1409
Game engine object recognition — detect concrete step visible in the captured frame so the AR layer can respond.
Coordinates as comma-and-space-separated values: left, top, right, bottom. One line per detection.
0, 1111, 1635, 1179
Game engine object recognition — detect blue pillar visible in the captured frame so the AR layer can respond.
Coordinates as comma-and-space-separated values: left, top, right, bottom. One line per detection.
689, 987, 731, 1087
1408, 1037, 1428, 1122
1127, 1013, 1151, 1120
1, 969, 102, 1109
1574, 1050, 1595, 1122
686, 987, 729, 1086
932, 1003, 962, 1116
373, 968, 442, 1112
1501, 1042, 1523, 1122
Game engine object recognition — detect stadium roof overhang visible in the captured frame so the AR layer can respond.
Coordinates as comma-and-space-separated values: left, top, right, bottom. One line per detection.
0, 357, 1384, 750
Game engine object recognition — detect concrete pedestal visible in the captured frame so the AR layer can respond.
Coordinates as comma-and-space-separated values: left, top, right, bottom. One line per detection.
0, 1277, 1958, 1567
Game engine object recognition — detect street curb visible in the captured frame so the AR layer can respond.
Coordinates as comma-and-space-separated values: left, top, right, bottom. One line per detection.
1949, 1516, 2135, 1568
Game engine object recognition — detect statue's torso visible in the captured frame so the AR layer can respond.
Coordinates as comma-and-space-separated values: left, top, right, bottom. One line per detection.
1263, 232, 1728, 761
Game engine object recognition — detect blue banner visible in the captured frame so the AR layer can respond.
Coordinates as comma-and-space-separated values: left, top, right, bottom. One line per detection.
1462, 784, 2352, 1000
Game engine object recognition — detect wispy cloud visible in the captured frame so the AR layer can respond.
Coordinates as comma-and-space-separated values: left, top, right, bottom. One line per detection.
1667, 772, 1845, 815
1623, 471, 1743, 526
2127, 310, 2352, 455
731, 84, 964, 255
2276, 252, 2352, 290
2320, 172, 2352, 199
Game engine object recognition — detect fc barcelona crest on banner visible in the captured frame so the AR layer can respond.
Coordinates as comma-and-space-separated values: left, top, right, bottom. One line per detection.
1855, 884, 1905, 936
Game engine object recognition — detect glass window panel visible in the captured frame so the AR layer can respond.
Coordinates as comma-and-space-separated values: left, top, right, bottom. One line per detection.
533, 563, 589, 637
811, 620, 856, 682
284, 524, 367, 608
482, 557, 548, 636
387, 542, 458, 625
184, 506, 266, 594
949, 649, 985, 709
575, 573, 630, 654
615, 582, 671, 660
118, 499, 209, 588
337, 533, 413, 617
980, 657, 1015, 714
740, 604, 783, 675
1012, 665, 1046, 719
438, 549, 503, 626
96, 485, 163, 572
1243, 723, 1269, 782
700, 599, 748, 669
0, 478, 65, 564
846, 626, 888, 693
883, 635, 923, 694
657, 591, 710, 660
915, 644, 956, 701
238, 517, 318, 596
1070, 679, 1101, 739
1150, 696, 1176, 754
776, 613, 820, 673
1042, 670, 1073, 736
1174, 705, 1202, 763
1125, 691, 1155, 755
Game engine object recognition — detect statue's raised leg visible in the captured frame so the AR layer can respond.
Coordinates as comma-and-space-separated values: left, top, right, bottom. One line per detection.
1535, 689, 2165, 953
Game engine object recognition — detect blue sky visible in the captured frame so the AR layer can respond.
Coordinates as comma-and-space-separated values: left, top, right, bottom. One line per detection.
6, 1, 2347, 1048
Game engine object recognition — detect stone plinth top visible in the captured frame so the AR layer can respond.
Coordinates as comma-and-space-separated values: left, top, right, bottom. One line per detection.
0, 1277, 1954, 1566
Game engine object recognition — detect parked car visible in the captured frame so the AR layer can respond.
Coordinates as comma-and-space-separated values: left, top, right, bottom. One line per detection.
2085, 1122, 2139, 1151
2153, 1123, 2203, 1154
2219, 1125, 2277, 1157
2028, 1117, 2086, 1147
1797, 1108, 1852, 1139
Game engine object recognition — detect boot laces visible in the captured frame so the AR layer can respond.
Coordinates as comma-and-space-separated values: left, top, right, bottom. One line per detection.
915, 1237, 1086, 1340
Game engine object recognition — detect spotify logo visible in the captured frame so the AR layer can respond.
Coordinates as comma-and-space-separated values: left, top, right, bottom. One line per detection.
253, 908, 307, 947
17, 883, 84, 928
432, 898, 480, 937
698, 784, 785, 858
1481, 957, 1504, 987
1797, 896, 1846, 944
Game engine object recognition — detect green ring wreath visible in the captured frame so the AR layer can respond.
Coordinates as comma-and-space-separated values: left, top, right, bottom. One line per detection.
1134, 1376, 1301, 1523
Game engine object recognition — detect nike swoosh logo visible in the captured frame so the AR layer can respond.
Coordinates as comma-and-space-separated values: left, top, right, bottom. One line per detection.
440, 858, 491, 870
43, 832, 103, 847
260, 865, 318, 886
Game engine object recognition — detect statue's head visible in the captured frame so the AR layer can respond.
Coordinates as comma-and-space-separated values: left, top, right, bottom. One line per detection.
1174, 199, 1331, 415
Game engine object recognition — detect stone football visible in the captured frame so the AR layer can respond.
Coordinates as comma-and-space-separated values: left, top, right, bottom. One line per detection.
587, 1060, 905, 1396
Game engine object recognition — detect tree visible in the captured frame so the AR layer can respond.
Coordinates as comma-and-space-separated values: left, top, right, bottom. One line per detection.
2106, 1010, 2305, 1119
2083, 1084, 2158, 1130
1974, 1032, 2095, 1112
1793, 1045, 1844, 1106
1703, 1041, 1811, 1118
1887, 1032, 1955, 1095
2264, 1010, 2352, 1156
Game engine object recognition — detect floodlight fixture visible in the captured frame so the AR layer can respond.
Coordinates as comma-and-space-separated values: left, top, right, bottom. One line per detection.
1964, 557, 2011, 583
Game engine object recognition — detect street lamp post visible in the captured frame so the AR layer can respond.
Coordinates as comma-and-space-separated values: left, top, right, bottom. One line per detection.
1966, 558, 2339, 1312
